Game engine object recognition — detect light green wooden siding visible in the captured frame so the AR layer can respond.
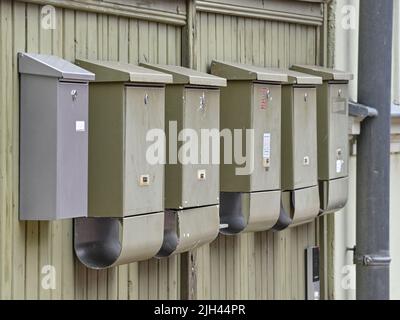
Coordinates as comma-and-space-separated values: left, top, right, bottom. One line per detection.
0, 0, 181, 300
194, 12, 318, 300
0, 0, 321, 300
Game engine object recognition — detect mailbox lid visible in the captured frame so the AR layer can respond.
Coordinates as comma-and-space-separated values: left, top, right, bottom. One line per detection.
291, 64, 354, 81
123, 85, 165, 216
76, 59, 173, 83
57, 81, 89, 219
251, 83, 281, 191
181, 87, 220, 208
284, 69, 322, 85
141, 63, 227, 87
210, 60, 288, 82
327, 83, 349, 179
292, 87, 318, 189
18, 52, 95, 81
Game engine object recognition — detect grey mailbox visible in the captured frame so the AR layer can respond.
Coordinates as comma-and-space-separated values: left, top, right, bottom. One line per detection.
290, 65, 353, 214
274, 69, 322, 230
18, 52, 95, 220
210, 61, 287, 234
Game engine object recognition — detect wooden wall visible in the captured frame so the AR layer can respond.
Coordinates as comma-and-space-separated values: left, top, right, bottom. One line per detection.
0, 0, 321, 300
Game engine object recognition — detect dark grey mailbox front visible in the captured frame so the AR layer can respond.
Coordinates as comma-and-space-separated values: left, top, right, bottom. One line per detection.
18, 52, 95, 220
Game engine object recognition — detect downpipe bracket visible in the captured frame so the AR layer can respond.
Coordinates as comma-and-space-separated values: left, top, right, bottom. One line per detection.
349, 246, 391, 266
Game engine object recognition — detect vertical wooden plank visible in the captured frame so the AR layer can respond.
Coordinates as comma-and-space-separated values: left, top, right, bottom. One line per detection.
87, 12, 98, 60
289, 24, 297, 65
247, 234, 256, 299
223, 15, 232, 62
273, 231, 285, 299
216, 14, 224, 60
168, 255, 179, 299
240, 234, 249, 299
11, 0, 27, 300
25, 4, 40, 300
148, 21, 158, 63
260, 232, 268, 299
225, 236, 235, 300
210, 240, 219, 299
271, 21, 278, 67
138, 261, 149, 300
199, 13, 208, 72
258, 19, 265, 66
87, 270, 98, 300
128, 19, 139, 64
251, 19, 260, 65
158, 258, 168, 299
62, 8, 77, 300
237, 17, 245, 63
107, 266, 118, 300
128, 262, 139, 300
207, 13, 216, 70
233, 235, 241, 299
138, 20, 149, 63
267, 231, 274, 299
75, 11, 88, 59
148, 259, 159, 299
107, 15, 118, 60
254, 233, 262, 299
0, 0, 13, 300
244, 18, 252, 64
118, 17, 129, 62
264, 20, 272, 66
157, 24, 167, 64
97, 269, 107, 300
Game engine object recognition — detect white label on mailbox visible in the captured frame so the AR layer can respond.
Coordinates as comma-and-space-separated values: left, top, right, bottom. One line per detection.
263, 133, 271, 159
75, 121, 85, 132
336, 159, 343, 173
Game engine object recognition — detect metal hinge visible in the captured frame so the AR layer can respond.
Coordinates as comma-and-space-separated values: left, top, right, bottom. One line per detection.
348, 246, 391, 266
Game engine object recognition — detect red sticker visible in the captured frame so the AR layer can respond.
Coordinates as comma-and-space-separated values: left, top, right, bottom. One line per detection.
260, 87, 269, 109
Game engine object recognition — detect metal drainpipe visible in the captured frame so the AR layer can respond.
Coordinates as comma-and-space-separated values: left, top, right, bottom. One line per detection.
356, 0, 393, 300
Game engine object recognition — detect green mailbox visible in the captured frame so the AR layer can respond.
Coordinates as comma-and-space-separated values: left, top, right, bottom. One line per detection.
291, 65, 353, 214
73, 60, 173, 269
141, 63, 226, 257
210, 61, 287, 234
275, 69, 322, 230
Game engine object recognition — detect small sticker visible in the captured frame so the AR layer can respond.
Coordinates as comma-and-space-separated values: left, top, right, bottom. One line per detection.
75, 121, 85, 132
303, 156, 310, 166
336, 160, 343, 173
139, 174, 150, 186
197, 169, 206, 181
263, 133, 271, 159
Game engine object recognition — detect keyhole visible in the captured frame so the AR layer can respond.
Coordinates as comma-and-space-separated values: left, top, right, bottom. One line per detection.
304, 92, 308, 102
71, 90, 78, 101
338, 89, 342, 97
144, 93, 149, 105
200, 93, 206, 110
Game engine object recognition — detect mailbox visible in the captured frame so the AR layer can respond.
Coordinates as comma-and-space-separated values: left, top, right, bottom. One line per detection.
290, 65, 353, 214
274, 69, 322, 230
18, 53, 95, 220
141, 63, 226, 257
210, 61, 287, 234
73, 60, 172, 269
